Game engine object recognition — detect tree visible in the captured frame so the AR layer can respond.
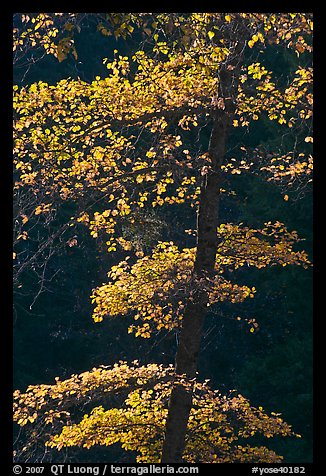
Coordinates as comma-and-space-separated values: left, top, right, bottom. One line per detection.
13, 361, 299, 463
13, 12, 313, 463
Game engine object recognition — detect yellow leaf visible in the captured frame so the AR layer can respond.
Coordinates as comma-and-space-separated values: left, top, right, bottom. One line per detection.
284, 195, 289, 201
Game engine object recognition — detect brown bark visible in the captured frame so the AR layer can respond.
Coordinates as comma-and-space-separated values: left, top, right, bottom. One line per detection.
160, 113, 229, 463
161, 18, 248, 463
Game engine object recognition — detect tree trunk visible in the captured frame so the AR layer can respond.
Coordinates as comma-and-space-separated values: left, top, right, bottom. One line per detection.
161, 18, 248, 463
161, 114, 229, 463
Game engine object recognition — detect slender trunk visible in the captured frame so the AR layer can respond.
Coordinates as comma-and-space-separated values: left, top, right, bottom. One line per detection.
161, 114, 229, 463
161, 18, 248, 463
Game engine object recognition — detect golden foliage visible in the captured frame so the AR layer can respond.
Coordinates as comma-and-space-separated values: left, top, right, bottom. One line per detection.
91, 223, 310, 337
13, 362, 297, 463
13, 13, 312, 258
13, 15, 312, 464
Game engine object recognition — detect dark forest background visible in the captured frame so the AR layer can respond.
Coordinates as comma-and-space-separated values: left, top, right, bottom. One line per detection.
13, 18, 313, 463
